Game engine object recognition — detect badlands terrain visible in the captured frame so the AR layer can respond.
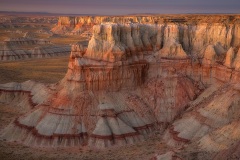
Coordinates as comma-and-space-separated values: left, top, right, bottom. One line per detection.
0, 13, 240, 160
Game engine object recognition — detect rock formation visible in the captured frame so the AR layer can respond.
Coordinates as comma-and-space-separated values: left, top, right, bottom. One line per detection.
4, 37, 50, 45
52, 15, 240, 51
157, 24, 187, 58
0, 44, 30, 60
224, 47, 235, 68
0, 23, 201, 148
202, 45, 218, 65
31, 45, 71, 58
1, 19, 240, 159
0, 38, 71, 60
0, 80, 50, 110
52, 15, 240, 34
233, 48, 240, 70
85, 23, 161, 62
0, 15, 57, 32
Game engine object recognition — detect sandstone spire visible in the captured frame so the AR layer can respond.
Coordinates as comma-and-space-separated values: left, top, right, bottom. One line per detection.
233, 48, 240, 70
202, 45, 217, 65
224, 47, 235, 68
158, 24, 188, 58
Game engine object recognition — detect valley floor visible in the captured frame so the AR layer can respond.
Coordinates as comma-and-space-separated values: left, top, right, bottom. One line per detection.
0, 56, 69, 84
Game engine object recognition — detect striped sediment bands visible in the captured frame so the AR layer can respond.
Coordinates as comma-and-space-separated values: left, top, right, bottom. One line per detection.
10, 110, 155, 146
10, 118, 88, 147
90, 109, 155, 143
1, 115, 86, 146
0, 59, 201, 148
90, 132, 140, 140
3, 22, 240, 151
65, 59, 148, 92
0, 42, 71, 61
3, 55, 236, 148
0, 89, 38, 107
163, 84, 240, 150
14, 118, 88, 139
168, 125, 190, 143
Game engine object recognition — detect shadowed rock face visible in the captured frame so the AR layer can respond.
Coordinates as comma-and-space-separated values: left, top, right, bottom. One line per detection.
1, 20, 240, 159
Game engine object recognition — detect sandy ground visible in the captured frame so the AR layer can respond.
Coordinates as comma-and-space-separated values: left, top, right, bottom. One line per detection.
0, 56, 69, 84
0, 57, 169, 160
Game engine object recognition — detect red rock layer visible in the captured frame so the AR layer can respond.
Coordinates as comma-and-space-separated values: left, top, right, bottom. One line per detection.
1, 22, 240, 151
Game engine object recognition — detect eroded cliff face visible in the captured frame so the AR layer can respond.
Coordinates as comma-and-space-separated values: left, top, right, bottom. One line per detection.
0, 23, 201, 148
1, 21, 240, 159
53, 15, 240, 57
53, 15, 240, 32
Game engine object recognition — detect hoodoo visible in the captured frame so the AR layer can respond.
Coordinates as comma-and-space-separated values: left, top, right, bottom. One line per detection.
0, 23, 201, 148
1, 18, 240, 159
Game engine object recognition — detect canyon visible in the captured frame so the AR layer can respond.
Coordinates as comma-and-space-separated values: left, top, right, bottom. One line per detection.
0, 14, 240, 160
0, 14, 77, 61
0, 37, 71, 60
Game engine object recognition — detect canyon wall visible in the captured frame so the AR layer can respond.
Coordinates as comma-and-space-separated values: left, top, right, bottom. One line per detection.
1, 21, 240, 159
53, 15, 240, 55
54, 15, 240, 32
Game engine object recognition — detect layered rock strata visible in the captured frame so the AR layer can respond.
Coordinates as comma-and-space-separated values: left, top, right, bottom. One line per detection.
53, 15, 240, 34
0, 15, 57, 24
31, 45, 71, 58
0, 80, 51, 111
1, 21, 240, 158
0, 24, 200, 148
0, 37, 71, 60
52, 15, 240, 54
4, 37, 51, 45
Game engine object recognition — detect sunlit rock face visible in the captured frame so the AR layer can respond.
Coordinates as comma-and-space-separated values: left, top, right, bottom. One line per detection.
85, 23, 160, 62
224, 47, 235, 68
53, 15, 240, 51
0, 23, 200, 148
1, 20, 240, 159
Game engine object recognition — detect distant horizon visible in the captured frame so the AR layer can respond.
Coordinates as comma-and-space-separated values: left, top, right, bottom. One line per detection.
0, 10, 240, 17
1, 0, 240, 15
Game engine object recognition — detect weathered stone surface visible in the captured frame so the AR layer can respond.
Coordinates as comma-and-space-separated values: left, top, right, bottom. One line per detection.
0, 24, 201, 148
85, 23, 161, 62
202, 45, 217, 65
233, 48, 240, 70
224, 47, 235, 68
158, 24, 187, 58
1, 20, 240, 158
4, 37, 50, 45
53, 15, 240, 52
0, 80, 51, 111
31, 45, 71, 58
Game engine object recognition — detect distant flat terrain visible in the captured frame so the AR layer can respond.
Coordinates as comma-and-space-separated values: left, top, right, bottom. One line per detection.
0, 56, 69, 84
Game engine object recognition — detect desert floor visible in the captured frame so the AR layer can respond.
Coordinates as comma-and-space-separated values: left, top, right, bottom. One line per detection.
0, 56, 69, 84
0, 56, 168, 160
